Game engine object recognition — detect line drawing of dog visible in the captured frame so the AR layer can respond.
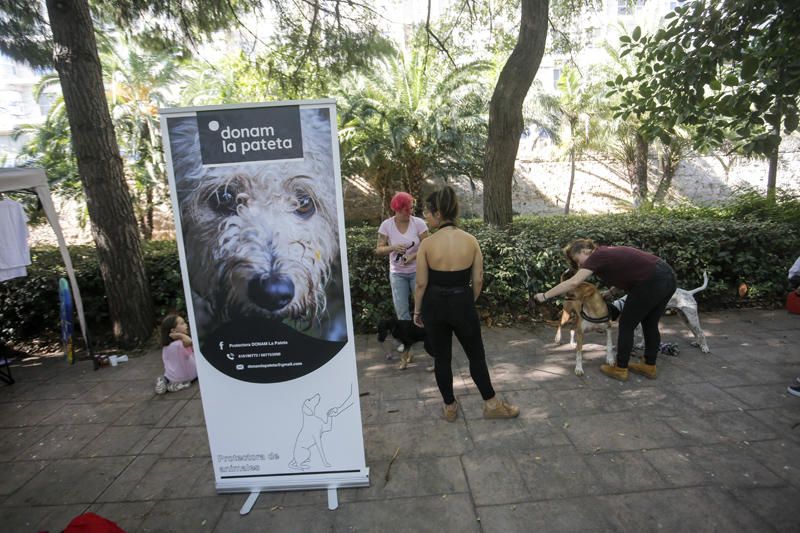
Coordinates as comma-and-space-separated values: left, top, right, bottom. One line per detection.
289, 393, 332, 470
169, 109, 346, 342
376, 318, 434, 370
621, 271, 710, 353
288, 388, 353, 471
552, 282, 616, 376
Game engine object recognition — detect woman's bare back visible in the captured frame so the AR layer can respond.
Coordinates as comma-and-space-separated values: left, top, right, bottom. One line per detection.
423, 228, 478, 271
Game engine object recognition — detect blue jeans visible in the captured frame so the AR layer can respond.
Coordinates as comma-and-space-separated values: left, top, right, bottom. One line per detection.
390, 272, 416, 320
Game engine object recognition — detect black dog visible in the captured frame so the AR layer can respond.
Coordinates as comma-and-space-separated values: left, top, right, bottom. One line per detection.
376, 318, 435, 370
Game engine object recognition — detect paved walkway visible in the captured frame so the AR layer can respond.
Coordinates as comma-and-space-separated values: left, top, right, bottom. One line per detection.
0, 309, 798, 532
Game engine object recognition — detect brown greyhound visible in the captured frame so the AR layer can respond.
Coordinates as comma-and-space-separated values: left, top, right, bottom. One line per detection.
553, 281, 616, 376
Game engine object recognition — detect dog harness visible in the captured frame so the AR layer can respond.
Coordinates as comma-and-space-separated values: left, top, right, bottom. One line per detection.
563, 295, 611, 324
580, 308, 610, 323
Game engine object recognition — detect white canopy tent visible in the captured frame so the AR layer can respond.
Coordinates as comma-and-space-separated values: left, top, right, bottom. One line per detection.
0, 168, 89, 351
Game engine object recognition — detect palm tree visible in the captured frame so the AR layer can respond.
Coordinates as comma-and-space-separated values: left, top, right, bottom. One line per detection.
100, 35, 184, 239
12, 76, 81, 198
554, 67, 604, 214
599, 37, 651, 208
652, 127, 693, 204
338, 37, 491, 215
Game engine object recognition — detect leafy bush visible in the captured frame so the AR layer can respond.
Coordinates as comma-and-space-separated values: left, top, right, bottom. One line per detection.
347, 211, 800, 332
0, 241, 185, 345
649, 186, 800, 226
2, 209, 798, 344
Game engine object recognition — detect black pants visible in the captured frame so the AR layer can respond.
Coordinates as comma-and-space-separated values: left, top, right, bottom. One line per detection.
422, 285, 495, 405
617, 261, 677, 368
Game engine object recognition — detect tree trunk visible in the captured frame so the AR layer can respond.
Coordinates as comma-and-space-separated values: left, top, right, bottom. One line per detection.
632, 131, 648, 207
483, 0, 549, 226
46, 0, 154, 347
767, 145, 778, 203
407, 158, 424, 216
145, 185, 154, 240
653, 151, 673, 204
565, 145, 575, 215
654, 144, 681, 204
766, 94, 783, 204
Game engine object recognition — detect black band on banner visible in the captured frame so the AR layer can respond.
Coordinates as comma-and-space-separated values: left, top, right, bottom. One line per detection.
201, 318, 346, 383
197, 106, 303, 165
221, 469, 362, 479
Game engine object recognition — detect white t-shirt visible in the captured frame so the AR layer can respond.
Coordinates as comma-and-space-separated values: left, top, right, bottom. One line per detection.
378, 215, 428, 274
0, 199, 31, 282
789, 256, 800, 279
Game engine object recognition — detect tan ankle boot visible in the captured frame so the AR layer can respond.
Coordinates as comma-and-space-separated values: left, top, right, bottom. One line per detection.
483, 398, 520, 419
443, 401, 458, 422
600, 364, 629, 382
628, 362, 657, 379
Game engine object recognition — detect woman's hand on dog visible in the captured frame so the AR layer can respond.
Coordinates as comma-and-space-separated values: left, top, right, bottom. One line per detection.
413, 312, 424, 328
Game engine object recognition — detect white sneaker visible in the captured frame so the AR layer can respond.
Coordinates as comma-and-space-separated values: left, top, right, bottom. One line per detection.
154, 375, 167, 395
167, 381, 192, 392
167, 380, 192, 393
396, 344, 405, 352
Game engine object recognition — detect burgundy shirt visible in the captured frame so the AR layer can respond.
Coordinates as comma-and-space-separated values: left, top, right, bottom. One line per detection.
582, 246, 660, 290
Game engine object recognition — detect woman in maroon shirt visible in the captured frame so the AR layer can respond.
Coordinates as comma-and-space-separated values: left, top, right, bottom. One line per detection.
534, 238, 676, 381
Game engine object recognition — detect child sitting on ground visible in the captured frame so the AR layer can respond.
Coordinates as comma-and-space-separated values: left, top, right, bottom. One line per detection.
155, 314, 197, 394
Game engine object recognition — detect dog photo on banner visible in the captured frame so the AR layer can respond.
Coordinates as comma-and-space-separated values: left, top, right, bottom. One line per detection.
167, 108, 348, 384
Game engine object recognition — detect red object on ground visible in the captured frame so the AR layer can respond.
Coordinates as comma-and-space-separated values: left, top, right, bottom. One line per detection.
63, 512, 126, 533
787, 291, 800, 314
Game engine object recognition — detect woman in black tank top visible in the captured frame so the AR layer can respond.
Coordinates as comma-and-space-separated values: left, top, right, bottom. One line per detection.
412, 186, 519, 422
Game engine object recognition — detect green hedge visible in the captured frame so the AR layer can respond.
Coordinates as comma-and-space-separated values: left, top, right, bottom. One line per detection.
349, 212, 800, 331
0, 241, 184, 343
2, 211, 798, 344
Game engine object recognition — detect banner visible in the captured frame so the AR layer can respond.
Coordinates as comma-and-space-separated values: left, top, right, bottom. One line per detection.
160, 100, 369, 494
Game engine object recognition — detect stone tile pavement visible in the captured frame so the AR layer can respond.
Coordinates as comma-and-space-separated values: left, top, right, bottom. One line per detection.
0, 309, 798, 532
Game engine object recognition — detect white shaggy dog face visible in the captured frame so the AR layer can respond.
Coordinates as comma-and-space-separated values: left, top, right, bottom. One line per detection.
169, 110, 340, 337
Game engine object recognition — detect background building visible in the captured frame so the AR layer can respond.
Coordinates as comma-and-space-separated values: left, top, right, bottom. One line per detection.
0, 55, 57, 167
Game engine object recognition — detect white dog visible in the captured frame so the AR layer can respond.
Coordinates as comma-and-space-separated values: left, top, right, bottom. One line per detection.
617, 271, 710, 353
169, 109, 344, 341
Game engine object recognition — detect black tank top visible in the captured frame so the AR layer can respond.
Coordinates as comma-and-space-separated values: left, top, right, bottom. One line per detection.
428, 267, 471, 287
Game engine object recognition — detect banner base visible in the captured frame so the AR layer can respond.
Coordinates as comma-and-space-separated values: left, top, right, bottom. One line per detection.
218, 467, 370, 500
327, 487, 338, 510
239, 490, 260, 515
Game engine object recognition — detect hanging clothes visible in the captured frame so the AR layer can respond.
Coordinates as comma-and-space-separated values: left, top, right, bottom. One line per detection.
0, 199, 31, 281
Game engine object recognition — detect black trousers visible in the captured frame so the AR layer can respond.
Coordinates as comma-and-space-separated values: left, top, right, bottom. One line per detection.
422, 285, 495, 405
617, 261, 677, 368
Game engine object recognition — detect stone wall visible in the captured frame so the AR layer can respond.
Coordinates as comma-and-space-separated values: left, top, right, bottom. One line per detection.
451, 137, 800, 217
28, 137, 800, 245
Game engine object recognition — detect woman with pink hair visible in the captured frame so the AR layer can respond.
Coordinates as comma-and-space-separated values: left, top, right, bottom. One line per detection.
376, 192, 429, 328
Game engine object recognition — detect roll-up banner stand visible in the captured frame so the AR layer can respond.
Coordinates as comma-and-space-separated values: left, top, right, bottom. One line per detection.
159, 100, 369, 512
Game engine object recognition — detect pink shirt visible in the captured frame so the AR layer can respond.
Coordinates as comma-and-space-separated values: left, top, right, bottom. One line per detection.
162, 340, 197, 383
378, 216, 428, 274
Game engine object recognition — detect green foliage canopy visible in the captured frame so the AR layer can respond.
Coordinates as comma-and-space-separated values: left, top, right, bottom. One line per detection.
610, 0, 800, 157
